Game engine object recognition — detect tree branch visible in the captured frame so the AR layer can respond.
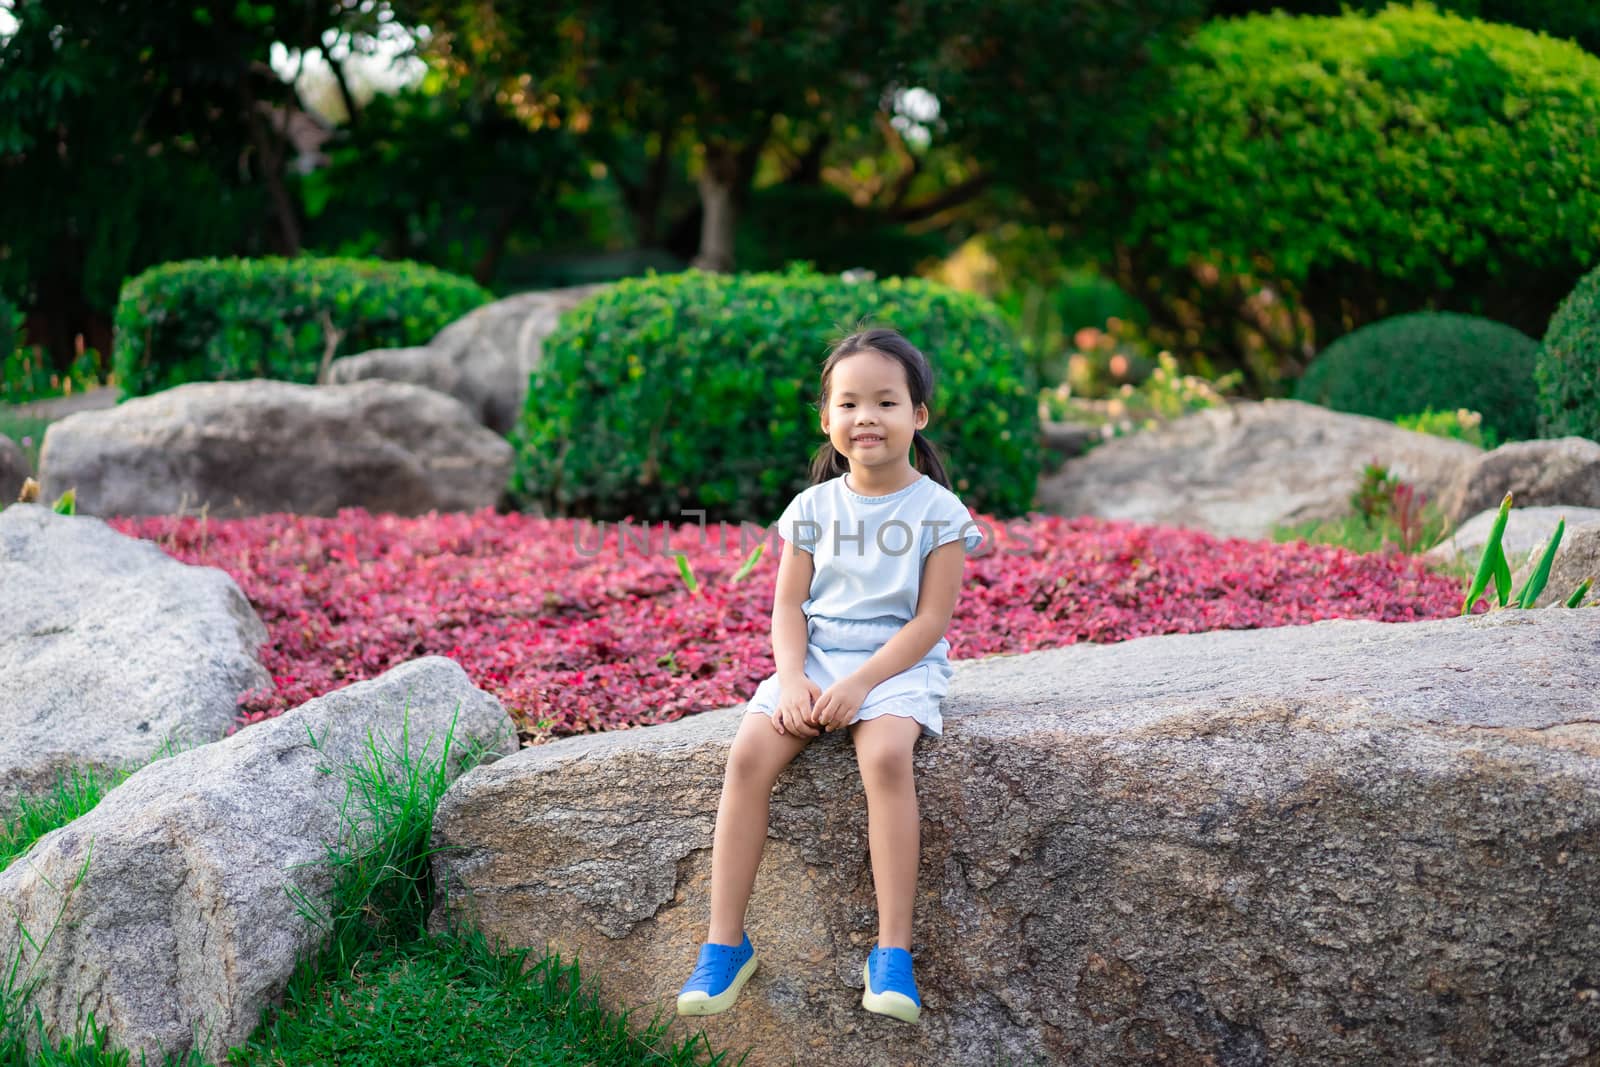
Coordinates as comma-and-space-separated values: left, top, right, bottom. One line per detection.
889, 171, 992, 224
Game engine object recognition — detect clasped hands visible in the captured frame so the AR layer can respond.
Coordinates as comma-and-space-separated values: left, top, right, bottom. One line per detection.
771, 671, 870, 737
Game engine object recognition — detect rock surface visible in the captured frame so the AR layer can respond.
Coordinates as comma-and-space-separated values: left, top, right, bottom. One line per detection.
326, 285, 605, 435
1508, 522, 1600, 608
0, 431, 26, 501
1036, 399, 1481, 540
0, 657, 518, 1066
1425, 505, 1600, 571
430, 611, 1600, 1067
1438, 436, 1600, 524
38, 379, 513, 518
0, 505, 270, 812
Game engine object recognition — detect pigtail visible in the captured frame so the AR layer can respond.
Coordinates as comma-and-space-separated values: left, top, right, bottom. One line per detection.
808, 440, 850, 486
911, 429, 952, 489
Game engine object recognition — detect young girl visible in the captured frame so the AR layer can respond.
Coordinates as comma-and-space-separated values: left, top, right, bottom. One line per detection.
676, 327, 983, 1026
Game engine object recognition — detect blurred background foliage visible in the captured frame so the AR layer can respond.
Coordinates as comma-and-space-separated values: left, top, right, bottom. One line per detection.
2, 0, 1598, 417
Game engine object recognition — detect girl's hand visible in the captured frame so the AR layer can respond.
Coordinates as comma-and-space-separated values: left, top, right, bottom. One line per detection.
811, 676, 871, 732
773, 675, 823, 737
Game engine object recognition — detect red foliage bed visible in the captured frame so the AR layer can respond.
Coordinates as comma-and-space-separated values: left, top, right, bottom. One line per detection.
109, 509, 1460, 745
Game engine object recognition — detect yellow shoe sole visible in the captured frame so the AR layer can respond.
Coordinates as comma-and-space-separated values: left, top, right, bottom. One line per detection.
861, 959, 922, 1023
676, 954, 759, 1017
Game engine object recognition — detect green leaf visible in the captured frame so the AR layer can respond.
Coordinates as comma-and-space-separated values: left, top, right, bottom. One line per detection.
1461, 491, 1512, 614
1563, 576, 1593, 609
731, 542, 765, 583
1515, 518, 1564, 608
1493, 544, 1513, 608
674, 552, 699, 595
51, 488, 76, 515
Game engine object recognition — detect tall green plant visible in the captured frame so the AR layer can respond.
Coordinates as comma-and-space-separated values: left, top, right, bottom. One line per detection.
1460, 493, 1595, 613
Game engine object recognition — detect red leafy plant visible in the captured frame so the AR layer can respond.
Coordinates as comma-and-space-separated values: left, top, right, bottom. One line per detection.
109, 508, 1461, 746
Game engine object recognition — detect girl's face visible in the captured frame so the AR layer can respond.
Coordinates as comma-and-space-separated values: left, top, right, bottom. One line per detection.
819, 349, 929, 473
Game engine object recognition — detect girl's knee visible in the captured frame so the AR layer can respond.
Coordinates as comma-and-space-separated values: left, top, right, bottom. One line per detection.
726, 718, 800, 786
855, 737, 915, 786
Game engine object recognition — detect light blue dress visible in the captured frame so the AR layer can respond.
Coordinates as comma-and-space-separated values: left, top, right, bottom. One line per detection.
746, 472, 985, 738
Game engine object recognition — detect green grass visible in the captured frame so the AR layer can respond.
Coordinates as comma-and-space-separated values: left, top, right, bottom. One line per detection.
2, 756, 162, 873
1, 707, 737, 1067
0, 410, 50, 476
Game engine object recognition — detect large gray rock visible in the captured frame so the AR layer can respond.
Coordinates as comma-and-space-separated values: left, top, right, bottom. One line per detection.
1438, 436, 1600, 525
326, 285, 605, 435
429, 611, 1600, 1067
1037, 399, 1481, 540
38, 379, 513, 518
0, 657, 518, 1066
0, 505, 270, 812
0, 431, 26, 502
1508, 522, 1600, 608
1425, 505, 1600, 571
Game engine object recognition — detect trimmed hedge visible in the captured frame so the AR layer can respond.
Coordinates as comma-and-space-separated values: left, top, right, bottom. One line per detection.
1295, 311, 1539, 441
111, 257, 493, 397
1207, 0, 1600, 57
510, 268, 1039, 522
1536, 264, 1600, 440
1128, 7, 1600, 331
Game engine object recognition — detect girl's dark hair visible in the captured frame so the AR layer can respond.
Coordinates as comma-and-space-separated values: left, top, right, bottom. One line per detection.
807, 326, 952, 488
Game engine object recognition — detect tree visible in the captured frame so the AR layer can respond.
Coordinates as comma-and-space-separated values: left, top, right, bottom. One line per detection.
397, 1, 1211, 273
0, 0, 360, 367
398, 1, 905, 271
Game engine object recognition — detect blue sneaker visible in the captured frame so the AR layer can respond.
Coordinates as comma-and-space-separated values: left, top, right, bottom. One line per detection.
676, 932, 758, 1016
862, 945, 922, 1023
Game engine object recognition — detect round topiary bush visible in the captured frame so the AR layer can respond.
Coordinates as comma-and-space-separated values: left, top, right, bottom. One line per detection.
510, 268, 1039, 523
1127, 6, 1600, 349
1294, 311, 1539, 441
112, 257, 493, 398
1535, 263, 1600, 440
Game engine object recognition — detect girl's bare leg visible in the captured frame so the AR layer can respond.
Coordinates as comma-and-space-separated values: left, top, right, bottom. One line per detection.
849, 714, 923, 950
707, 712, 812, 945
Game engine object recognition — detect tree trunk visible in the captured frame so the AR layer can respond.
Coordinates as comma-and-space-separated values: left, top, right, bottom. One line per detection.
239, 71, 303, 255
472, 199, 526, 287
690, 131, 767, 272
691, 143, 740, 272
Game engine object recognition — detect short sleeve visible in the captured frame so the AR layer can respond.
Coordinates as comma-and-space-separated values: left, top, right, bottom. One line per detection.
920, 489, 985, 559
776, 490, 821, 553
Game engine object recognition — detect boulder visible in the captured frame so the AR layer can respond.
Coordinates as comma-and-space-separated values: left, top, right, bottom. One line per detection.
326, 285, 605, 435
1038, 419, 1098, 474
1438, 436, 1600, 525
1424, 505, 1600, 571
429, 611, 1600, 1067
0, 431, 26, 502
0, 505, 270, 812
1508, 522, 1600, 608
1036, 399, 1480, 540
0, 657, 518, 1066
38, 379, 513, 518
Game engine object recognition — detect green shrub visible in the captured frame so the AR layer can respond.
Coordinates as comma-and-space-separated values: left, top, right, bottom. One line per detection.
1535, 262, 1600, 440
1394, 406, 1498, 450
111, 257, 493, 398
510, 268, 1038, 522
1295, 312, 1538, 441
1128, 6, 1600, 352
1208, 0, 1600, 57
